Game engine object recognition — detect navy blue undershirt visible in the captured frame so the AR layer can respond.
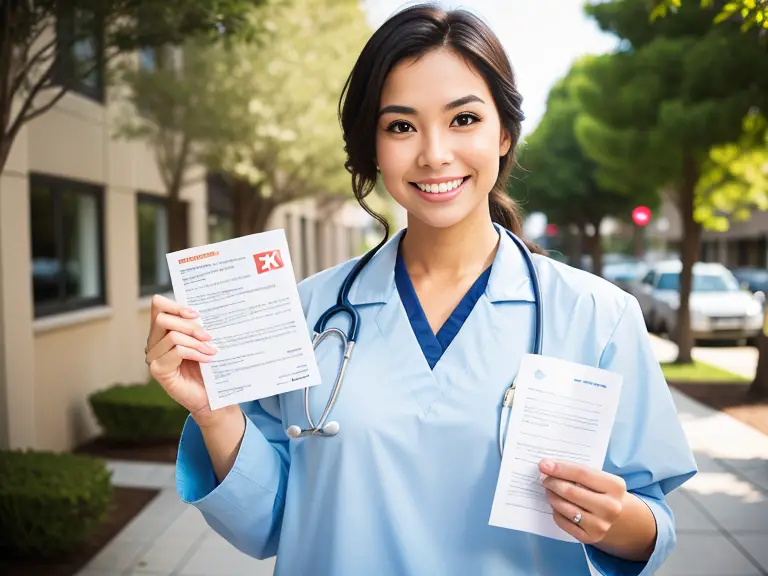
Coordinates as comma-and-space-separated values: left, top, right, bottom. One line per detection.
394, 238, 493, 370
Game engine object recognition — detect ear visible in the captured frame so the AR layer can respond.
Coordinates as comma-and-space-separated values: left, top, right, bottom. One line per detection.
499, 129, 512, 157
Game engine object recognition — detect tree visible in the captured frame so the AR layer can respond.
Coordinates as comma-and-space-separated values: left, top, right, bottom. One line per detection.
577, 0, 768, 363
513, 58, 657, 277
114, 38, 250, 251
210, 0, 371, 234
652, 0, 768, 32
0, 0, 260, 177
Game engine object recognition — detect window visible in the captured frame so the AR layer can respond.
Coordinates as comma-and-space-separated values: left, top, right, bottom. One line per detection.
55, 8, 104, 101
656, 272, 740, 293
30, 174, 105, 317
137, 194, 172, 296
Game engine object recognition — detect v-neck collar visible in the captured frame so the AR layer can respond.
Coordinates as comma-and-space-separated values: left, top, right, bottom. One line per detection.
394, 236, 493, 370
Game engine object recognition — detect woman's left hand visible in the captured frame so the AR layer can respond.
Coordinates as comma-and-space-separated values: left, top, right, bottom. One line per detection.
539, 458, 627, 545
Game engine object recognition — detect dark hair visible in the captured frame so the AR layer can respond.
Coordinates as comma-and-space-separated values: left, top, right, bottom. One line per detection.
338, 3, 545, 254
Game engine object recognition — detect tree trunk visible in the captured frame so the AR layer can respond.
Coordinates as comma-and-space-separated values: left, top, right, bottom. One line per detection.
167, 194, 187, 253
589, 218, 604, 278
232, 178, 253, 238
568, 225, 584, 268
250, 190, 276, 234
749, 315, 768, 398
633, 224, 645, 258
675, 152, 702, 364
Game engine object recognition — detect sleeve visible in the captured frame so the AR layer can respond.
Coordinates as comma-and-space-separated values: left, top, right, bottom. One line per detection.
584, 295, 698, 576
175, 395, 290, 560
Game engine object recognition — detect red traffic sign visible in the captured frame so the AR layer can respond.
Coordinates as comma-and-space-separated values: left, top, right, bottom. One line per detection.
632, 206, 652, 227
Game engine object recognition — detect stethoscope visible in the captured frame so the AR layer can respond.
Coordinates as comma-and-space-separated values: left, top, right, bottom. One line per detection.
285, 228, 544, 458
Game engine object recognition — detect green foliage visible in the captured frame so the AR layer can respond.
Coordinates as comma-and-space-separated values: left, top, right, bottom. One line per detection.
513, 58, 656, 229
696, 112, 768, 229
652, 0, 768, 31
1, 0, 264, 172
215, 0, 372, 203
579, 0, 768, 217
0, 450, 113, 557
89, 379, 189, 441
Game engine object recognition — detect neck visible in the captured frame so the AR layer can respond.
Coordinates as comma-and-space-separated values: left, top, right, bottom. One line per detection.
401, 202, 499, 278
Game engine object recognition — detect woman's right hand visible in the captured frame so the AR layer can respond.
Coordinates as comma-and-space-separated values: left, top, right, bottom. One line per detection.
144, 295, 224, 428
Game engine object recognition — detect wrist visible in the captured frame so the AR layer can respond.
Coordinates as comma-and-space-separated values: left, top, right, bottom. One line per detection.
193, 404, 243, 430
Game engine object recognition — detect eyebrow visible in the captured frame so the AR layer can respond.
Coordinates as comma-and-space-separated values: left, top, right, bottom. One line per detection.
378, 94, 486, 117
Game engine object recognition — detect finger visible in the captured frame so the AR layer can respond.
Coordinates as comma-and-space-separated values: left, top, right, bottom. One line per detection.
552, 509, 592, 543
149, 345, 213, 380
146, 331, 217, 365
148, 312, 211, 352
542, 476, 618, 518
545, 489, 607, 538
147, 295, 200, 350
539, 459, 624, 495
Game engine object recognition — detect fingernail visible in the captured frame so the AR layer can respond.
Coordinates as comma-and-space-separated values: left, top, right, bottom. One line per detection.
183, 308, 199, 318
540, 459, 555, 473
204, 343, 218, 354
539, 473, 548, 483
195, 329, 212, 341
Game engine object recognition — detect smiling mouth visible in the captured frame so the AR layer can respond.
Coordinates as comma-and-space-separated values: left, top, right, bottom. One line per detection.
409, 176, 469, 194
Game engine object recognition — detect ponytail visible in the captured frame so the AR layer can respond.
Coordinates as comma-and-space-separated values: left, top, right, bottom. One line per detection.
489, 187, 547, 256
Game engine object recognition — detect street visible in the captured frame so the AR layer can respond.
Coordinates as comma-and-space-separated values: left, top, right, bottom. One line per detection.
649, 335, 758, 380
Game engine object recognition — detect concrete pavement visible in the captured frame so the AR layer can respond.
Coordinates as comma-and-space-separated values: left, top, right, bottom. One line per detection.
650, 335, 758, 380
75, 346, 768, 576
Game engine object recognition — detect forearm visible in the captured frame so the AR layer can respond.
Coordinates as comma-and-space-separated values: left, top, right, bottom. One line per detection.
594, 492, 657, 562
195, 405, 247, 483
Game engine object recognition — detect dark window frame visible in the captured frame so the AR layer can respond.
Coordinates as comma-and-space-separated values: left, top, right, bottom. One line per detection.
136, 193, 173, 297
29, 173, 106, 318
54, 6, 105, 103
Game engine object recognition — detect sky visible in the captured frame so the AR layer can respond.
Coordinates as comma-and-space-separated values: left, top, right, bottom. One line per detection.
363, 0, 619, 136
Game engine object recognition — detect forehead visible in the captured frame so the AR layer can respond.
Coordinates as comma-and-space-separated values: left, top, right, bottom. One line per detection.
379, 48, 492, 107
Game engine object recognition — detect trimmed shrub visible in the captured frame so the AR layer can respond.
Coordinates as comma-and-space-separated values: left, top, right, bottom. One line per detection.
89, 379, 189, 442
0, 450, 113, 557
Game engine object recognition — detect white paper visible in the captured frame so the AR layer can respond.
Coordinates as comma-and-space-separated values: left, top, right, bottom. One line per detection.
166, 229, 321, 410
489, 353, 623, 542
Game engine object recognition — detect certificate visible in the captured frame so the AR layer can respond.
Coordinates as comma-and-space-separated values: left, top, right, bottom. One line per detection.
166, 229, 321, 410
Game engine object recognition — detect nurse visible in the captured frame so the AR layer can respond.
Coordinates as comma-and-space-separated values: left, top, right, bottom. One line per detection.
144, 4, 697, 575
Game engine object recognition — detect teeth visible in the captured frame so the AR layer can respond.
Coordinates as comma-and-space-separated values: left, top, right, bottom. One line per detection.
416, 178, 465, 193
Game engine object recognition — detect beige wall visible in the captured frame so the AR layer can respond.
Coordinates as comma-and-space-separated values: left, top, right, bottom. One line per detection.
1, 82, 370, 453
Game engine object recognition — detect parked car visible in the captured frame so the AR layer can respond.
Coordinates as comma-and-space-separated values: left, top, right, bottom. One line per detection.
634, 260, 764, 343
603, 259, 648, 293
730, 267, 768, 303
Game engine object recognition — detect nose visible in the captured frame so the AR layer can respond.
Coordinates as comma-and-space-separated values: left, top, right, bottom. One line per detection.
418, 128, 454, 169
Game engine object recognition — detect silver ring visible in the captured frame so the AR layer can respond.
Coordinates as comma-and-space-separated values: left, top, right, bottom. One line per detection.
573, 512, 582, 525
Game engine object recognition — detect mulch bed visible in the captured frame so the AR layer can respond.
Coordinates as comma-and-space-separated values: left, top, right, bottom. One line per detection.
0, 486, 158, 576
669, 381, 768, 436
74, 436, 180, 464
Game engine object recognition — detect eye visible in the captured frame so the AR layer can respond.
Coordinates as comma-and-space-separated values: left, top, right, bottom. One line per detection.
451, 113, 481, 127
386, 121, 415, 134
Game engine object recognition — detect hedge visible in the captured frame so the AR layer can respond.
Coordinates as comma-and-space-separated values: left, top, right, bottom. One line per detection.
0, 450, 113, 557
89, 379, 189, 442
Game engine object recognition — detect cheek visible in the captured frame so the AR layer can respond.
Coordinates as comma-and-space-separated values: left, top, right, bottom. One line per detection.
460, 132, 502, 181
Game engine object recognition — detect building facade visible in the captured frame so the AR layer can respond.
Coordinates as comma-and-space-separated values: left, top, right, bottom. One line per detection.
0, 30, 371, 452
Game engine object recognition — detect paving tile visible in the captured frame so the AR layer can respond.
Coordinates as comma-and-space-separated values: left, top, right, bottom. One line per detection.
131, 534, 198, 574
656, 533, 761, 575
731, 533, 768, 572
178, 532, 276, 576
667, 490, 719, 532
684, 476, 768, 532
80, 539, 145, 573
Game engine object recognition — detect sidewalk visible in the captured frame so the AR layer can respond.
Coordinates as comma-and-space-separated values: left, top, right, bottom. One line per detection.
75, 360, 768, 575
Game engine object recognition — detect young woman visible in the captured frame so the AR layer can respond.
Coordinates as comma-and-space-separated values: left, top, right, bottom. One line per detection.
144, 5, 696, 575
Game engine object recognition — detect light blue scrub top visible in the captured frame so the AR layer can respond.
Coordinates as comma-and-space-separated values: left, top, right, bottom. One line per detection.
176, 225, 697, 575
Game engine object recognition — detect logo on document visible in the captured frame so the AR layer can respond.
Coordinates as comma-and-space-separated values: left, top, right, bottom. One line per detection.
254, 250, 284, 273
534, 369, 546, 380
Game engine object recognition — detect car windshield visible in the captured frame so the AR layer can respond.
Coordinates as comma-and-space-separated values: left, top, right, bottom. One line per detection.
656, 272, 740, 292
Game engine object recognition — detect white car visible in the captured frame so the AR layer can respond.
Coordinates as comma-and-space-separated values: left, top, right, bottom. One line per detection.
633, 261, 764, 343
